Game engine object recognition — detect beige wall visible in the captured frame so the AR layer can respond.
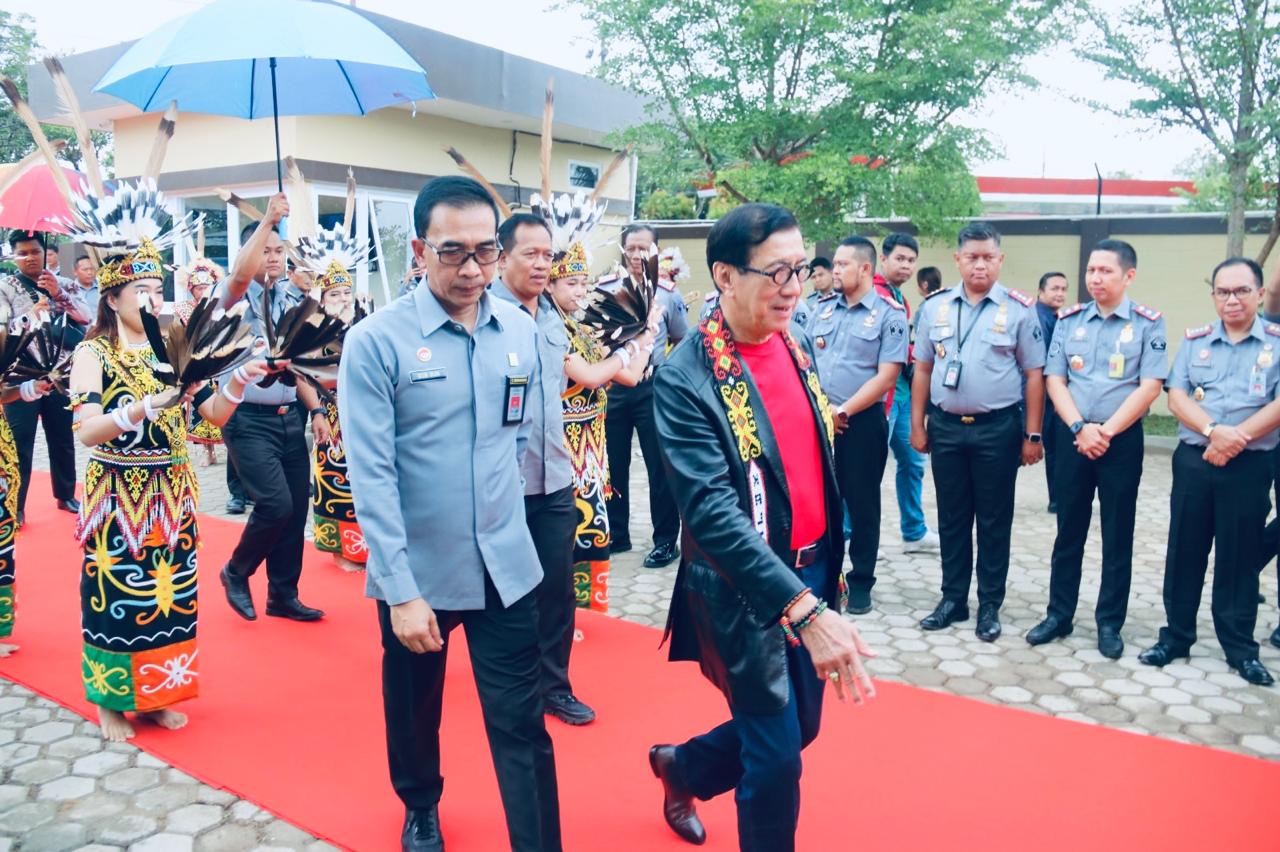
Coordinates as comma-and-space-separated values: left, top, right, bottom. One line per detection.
112, 109, 632, 203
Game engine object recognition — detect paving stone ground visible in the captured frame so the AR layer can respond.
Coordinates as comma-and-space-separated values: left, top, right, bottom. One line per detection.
3, 436, 1278, 850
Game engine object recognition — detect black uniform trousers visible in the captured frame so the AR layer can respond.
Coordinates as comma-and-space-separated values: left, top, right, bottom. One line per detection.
378, 576, 562, 852
927, 404, 1022, 608
1042, 398, 1058, 508
222, 404, 309, 600
605, 378, 680, 549
5, 392, 77, 512
833, 406, 889, 593
1046, 420, 1143, 630
1160, 443, 1269, 663
526, 486, 578, 698
1259, 447, 1280, 603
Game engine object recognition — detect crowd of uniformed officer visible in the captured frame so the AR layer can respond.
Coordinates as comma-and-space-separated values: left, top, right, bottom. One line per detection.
801, 222, 1280, 687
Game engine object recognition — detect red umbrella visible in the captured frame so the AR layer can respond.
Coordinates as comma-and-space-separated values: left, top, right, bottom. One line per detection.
0, 159, 85, 235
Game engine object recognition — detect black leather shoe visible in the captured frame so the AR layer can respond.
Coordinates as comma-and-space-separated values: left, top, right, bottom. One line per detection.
1270, 626, 1280, 650
1047, 502, 1057, 513
649, 745, 706, 845
920, 599, 969, 630
401, 805, 444, 852
265, 597, 325, 621
220, 566, 256, 620
545, 693, 596, 725
644, 542, 679, 568
1229, 658, 1275, 686
56, 498, 81, 513
1026, 616, 1072, 646
975, 603, 1001, 642
1097, 627, 1124, 660
610, 539, 632, 554
225, 496, 246, 515
1138, 642, 1189, 667
847, 586, 872, 615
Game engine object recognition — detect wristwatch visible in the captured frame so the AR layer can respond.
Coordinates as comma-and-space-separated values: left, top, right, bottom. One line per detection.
1069, 420, 1085, 435
1024, 432, 1042, 443
308, 407, 327, 420
1202, 421, 1218, 438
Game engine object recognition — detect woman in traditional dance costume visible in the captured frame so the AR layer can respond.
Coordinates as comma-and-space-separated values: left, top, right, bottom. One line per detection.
0, 375, 50, 657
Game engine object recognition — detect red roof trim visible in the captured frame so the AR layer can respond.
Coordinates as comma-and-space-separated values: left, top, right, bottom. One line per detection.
976, 176, 1196, 197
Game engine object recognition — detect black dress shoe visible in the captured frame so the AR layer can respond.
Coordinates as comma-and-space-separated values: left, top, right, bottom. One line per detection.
545, 693, 596, 725
265, 597, 325, 621
1047, 502, 1057, 513
644, 542, 679, 568
975, 603, 1001, 642
402, 805, 444, 852
1026, 616, 1072, 646
1229, 658, 1275, 686
1138, 642, 1189, 667
847, 586, 872, 615
1097, 627, 1124, 660
920, 599, 969, 631
1270, 626, 1280, 650
649, 745, 706, 845
610, 538, 632, 554
225, 496, 246, 515
56, 498, 81, 513
220, 566, 256, 620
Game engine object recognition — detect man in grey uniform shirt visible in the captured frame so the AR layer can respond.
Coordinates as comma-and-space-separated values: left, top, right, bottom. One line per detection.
494, 211, 595, 727
341, 177, 560, 852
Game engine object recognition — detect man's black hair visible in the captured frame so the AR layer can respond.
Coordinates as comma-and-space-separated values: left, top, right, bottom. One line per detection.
956, 221, 1002, 249
413, 176, 499, 239
809, 256, 832, 271
239, 222, 278, 243
7, 230, 44, 251
1211, 256, 1264, 289
882, 232, 920, 257
1092, 239, 1138, 271
838, 235, 878, 271
705, 203, 799, 276
621, 223, 658, 246
498, 213, 552, 252
917, 266, 943, 294
1038, 271, 1068, 291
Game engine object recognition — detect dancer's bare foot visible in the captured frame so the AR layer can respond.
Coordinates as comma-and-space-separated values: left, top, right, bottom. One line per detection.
204, 445, 217, 466
0, 642, 18, 658
97, 707, 134, 742
138, 708, 188, 730
333, 555, 364, 573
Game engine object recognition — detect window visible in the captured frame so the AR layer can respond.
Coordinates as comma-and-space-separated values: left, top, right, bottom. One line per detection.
568, 160, 601, 190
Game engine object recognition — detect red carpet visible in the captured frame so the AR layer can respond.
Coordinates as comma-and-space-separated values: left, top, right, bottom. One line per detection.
2, 472, 1278, 851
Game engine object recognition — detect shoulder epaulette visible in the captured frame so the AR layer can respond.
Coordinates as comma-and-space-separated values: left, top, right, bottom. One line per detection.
594, 273, 622, 287
1057, 303, 1085, 320
923, 288, 948, 301
1185, 324, 1212, 339
655, 278, 677, 292
1007, 288, 1034, 308
816, 291, 839, 302
1133, 303, 1162, 321
703, 292, 716, 302
1266, 323, 1280, 337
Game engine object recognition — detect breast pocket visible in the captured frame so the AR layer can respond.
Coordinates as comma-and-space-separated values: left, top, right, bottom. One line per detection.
1064, 339, 1091, 372
812, 318, 839, 354
847, 324, 882, 367
980, 328, 1016, 366
1188, 353, 1222, 388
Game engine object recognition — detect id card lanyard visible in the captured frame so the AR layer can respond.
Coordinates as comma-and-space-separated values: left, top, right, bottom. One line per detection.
942, 299, 989, 389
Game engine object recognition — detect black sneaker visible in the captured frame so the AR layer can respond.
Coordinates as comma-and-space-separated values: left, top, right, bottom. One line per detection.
226, 496, 246, 515
847, 586, 872, 615
545, 693, 596, 726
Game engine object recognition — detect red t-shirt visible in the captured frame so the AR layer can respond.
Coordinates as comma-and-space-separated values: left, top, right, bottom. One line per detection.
735, 334, 828, 548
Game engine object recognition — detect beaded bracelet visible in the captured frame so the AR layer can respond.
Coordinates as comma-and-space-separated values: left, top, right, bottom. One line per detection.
779, 599, 827, 647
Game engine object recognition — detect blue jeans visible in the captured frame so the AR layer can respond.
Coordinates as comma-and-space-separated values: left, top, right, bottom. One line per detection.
672, 559, 829, 852
886, 392, 927, 541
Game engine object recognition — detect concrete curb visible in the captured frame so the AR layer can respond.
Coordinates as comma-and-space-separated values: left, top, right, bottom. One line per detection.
1144, 435, 1178, 455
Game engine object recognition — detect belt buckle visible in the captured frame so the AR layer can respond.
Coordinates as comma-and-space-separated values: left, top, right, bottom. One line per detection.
960, 415, 975, 424
276, 405, 290, 415
793, 543, 814, 568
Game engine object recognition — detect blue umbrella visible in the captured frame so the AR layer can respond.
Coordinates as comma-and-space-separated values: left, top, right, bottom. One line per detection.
93, 0, 435, 189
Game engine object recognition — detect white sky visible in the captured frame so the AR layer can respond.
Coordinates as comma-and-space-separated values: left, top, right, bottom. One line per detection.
7, 0, 1207, 180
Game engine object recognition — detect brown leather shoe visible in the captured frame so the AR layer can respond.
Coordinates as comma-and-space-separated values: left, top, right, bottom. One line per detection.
649, 745, 706, 845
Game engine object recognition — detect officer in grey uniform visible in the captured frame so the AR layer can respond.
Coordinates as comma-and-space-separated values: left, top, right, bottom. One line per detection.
910, 221, 1046, 642
1141, 257, 1280, 687
340, 176, 561, 851
1028, 240, 1167, 659
792, 257, 833, 329
808, 236, 907, 614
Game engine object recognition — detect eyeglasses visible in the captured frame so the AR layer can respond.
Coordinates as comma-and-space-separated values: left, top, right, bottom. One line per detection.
738, 264, 813, 288
426, 240, 502, 267
1212, 287, 1258, 302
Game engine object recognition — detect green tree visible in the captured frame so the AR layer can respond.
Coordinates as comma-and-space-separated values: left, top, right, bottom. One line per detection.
579, 0, 1065, 241
1080, 0, 1280, 258
0, 10, 112, 173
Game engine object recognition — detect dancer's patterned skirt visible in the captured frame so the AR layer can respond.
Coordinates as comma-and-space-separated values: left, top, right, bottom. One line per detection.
80, 513, 199, 712
311, 400, 367, 564
564, 384, 610, 613
0, 413, 19, 639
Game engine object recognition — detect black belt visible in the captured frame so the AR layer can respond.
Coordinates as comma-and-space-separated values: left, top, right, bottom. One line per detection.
928, 403, 1019, 425
239, 402, 295, 416
788, 538, 826, 569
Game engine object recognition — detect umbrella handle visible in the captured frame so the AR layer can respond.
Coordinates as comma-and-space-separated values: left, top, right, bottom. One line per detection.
270, 57, 282, 193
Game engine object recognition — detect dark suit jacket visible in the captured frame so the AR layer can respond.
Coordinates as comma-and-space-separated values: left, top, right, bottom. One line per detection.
653, 322, 845, 714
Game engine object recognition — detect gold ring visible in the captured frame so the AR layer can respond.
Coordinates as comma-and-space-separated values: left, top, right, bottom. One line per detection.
828, 671, 840, 682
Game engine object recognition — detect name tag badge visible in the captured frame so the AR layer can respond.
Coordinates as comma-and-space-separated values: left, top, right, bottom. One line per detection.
942, 360, 963, 389
409, 368, 446, 383
1108, 352, 1125, 379
1249, 365, 1267, 398
504, 375, 530, 424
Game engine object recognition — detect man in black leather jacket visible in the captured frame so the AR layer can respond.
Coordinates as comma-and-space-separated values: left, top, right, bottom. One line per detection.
647, 204, 877, 852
